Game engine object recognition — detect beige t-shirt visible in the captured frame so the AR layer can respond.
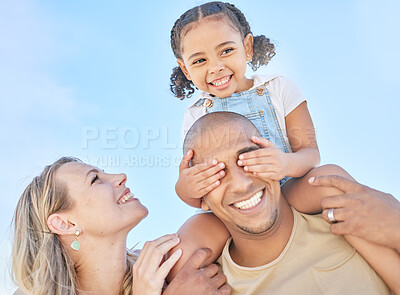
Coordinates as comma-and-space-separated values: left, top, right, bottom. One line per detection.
217, 208, 389, 295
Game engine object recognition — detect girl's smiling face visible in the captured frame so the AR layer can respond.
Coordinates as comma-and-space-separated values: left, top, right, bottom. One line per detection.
177, 17, 254, 98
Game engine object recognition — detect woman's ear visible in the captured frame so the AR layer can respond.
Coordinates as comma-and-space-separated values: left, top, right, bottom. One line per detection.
177, 58, 191, 80
47, 213, 77, 236
244, 34, 254, 61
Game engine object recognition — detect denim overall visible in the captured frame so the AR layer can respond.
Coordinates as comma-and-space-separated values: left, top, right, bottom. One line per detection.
195, 83, 290, 184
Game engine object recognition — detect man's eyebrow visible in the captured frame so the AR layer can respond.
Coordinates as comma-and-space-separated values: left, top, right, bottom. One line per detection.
85, 168, 100, 182
237, 146, 260, 157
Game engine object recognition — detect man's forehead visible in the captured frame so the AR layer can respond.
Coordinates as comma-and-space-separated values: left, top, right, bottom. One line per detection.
193, 127, 258, 163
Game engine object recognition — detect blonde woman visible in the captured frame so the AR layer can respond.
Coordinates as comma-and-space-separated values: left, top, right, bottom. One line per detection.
12, 157, 231, 295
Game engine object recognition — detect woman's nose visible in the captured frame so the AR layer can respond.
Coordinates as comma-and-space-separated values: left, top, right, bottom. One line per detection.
112, 173, 127, 187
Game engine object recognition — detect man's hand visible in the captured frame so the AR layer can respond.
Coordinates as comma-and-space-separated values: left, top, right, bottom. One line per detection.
163, 248, 231, 295
237, 136, 289, 181
176, 150, 226, 208
309, 175, 400, 252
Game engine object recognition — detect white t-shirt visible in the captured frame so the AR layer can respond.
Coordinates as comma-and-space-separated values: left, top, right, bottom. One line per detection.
182, 75, 306, 150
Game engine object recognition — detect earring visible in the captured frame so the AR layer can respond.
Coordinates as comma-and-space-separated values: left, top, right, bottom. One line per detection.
71, 230, 80, 251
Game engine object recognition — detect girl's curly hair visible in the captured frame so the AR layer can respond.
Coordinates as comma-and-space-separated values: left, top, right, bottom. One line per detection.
170, 1, 275, 100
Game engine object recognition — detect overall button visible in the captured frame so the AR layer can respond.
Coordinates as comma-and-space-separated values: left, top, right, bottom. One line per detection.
256, 87, 265, 96
203, 98, 213, 108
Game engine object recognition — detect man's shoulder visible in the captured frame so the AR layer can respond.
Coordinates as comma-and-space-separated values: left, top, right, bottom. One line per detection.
294, 209, 358, 267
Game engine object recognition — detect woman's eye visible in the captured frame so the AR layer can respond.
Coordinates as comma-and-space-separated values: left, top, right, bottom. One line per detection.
91, 175, 99, 184
221, 48, 233, 55
193, 58, 206, 65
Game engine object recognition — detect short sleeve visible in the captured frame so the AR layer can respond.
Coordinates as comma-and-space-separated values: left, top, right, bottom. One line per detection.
268, 76, 306, 117
182, 105, 206, 140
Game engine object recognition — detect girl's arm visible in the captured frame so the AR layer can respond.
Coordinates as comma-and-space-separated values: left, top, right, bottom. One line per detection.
237, 101, 320, 184
166, 212, 230, 283
284, 100, 320, 177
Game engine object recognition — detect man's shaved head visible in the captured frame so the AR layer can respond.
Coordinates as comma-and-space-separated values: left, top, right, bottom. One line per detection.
182, 111, 283, 237
183, 112, 260, 159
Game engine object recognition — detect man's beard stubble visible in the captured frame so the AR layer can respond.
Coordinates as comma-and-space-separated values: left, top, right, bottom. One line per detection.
237, 209, 278, 235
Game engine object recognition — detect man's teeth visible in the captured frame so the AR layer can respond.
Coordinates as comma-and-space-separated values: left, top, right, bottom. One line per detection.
233, 191, 263, 210
211, 76, 230, 86
118, 192, 134, 204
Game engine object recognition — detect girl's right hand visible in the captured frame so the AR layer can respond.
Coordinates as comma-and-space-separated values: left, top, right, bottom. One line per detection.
175, 150, 225, 208
132, 234, 182, 295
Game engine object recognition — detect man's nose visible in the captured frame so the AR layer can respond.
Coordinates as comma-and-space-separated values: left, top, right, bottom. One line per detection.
227, 165, 253, 194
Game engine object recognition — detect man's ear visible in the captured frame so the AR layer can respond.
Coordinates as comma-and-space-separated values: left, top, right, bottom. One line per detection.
47, 213, 78, 236
201, 198, 210, 211
244, 34, 254, 61
177, 58, 191, 80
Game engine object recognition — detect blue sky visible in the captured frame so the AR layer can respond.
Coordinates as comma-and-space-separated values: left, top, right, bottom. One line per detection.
1, 0, 399, 293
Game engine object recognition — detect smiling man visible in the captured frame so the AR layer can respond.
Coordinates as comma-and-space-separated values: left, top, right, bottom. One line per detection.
183, 112, 389, 295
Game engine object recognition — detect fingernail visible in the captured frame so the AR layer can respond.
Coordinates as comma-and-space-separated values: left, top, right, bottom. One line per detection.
239, 155, 244, 160
219, 163, 225, 168
244, 166, 248, 171
237, 160, 242, 165
212, 159, 218, 165
308, 177, 315, 183
173, 237, 180, 242
215, 180, 220, 185
175, 248, 182, 256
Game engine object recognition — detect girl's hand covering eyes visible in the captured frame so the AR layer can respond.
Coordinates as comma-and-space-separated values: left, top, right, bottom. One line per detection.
237, 136, 290, 181
175, 150, 226, 208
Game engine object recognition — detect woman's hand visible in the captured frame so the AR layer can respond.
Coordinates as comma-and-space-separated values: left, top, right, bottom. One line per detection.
132, 234, 182, 295
176, 150, 225, 208
164, 248, 231, 295
237, 136, 289, 181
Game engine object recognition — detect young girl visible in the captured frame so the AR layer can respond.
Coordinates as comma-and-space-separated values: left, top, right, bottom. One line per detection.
168, 1, 400, 292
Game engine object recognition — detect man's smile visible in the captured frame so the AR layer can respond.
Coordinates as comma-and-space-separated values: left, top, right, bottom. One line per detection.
229, 189, 266, 212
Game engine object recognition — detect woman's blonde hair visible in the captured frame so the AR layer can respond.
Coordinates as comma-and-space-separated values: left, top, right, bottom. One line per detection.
12, 157, 136, 295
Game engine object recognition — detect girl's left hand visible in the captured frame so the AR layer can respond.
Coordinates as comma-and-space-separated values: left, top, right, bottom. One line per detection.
237, 136, 289, 181
132, 234, 182, 295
